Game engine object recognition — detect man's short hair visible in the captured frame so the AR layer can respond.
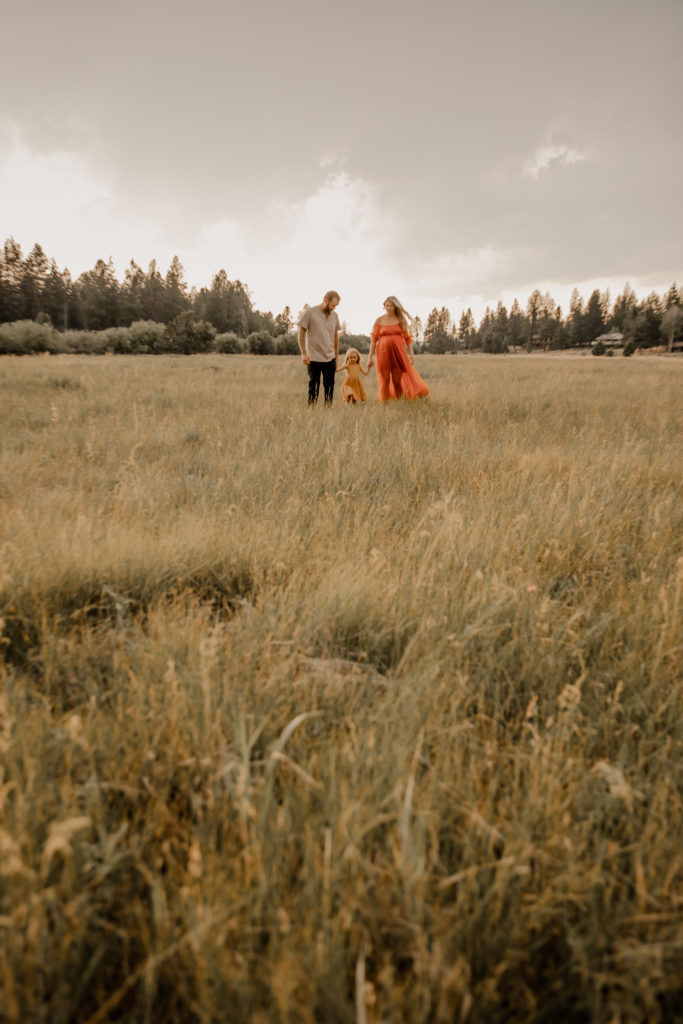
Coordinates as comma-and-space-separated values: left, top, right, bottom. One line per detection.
323, 290, 341, 303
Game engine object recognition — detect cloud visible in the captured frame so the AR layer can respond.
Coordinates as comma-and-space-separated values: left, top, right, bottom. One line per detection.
196, 172, 399, 328
0, 134, 400, 330
521, 142, 588, 180
0, 133, 109, 234
2, 131, 678, 334
2, 0, 682, 340
387, 246, 516, 323
0, 132, 174, 273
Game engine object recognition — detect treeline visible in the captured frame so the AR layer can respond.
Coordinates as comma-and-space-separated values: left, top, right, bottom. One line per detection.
423, 284, 683, 353
0, 238, 292, 337
1, 238, 682, 356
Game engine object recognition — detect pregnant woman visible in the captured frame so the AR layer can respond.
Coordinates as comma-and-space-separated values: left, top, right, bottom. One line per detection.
369, 296, 429, 402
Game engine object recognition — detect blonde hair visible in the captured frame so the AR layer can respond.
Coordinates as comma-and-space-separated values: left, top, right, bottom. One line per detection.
385, 295, 413, 332
343, 347, 361, 366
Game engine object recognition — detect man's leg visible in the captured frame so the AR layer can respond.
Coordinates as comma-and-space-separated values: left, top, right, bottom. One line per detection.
321, 358, 336, 405
308, 361, 323, 404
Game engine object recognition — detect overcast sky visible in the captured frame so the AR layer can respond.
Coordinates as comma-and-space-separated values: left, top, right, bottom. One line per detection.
2, 0, 681, 331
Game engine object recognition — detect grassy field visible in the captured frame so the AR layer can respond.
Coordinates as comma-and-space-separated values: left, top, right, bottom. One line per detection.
1, 352, 682, 1024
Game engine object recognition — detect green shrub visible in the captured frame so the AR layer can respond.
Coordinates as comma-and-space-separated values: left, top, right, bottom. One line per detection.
214, 331, 244, 354
128, 320, 167, 354
623, 339, 636, 357
592, 340, 606, 356
274, 332, 299, 355
61, 330, 110, 355
0, 319, 61, 355
101, 327, 133, 354
164, 313, 216, 354
246, 330, 276, 355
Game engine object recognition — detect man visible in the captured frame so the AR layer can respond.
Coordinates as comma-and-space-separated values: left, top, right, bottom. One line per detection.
298, 291, 341, 405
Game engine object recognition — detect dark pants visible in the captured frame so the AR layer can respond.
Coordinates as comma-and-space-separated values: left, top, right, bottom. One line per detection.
308, 359, 336, 405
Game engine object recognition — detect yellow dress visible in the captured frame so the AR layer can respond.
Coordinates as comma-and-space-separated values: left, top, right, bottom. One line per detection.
342, 363, 367, 402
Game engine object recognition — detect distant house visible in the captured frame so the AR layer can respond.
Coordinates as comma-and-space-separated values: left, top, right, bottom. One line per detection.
592, 332, 624, 347
530, 333, 552, 351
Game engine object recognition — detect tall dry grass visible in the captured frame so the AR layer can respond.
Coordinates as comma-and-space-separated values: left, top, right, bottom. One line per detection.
1, 352, 682, 1023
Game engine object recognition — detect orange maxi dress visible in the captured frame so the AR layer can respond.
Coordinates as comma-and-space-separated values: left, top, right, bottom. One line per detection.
371, 322, 429, 402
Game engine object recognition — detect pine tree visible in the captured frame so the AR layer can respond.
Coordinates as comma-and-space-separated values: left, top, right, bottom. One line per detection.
76, 259, 120, 330
494, 300, 509, 346
632, 293, 661, 349
458, 308, 475, 349
121, 260, 146, 325
583, 289, 605, 342
201, 270, 253, 336
507, 299, 527, 348
477, 306, 495, 351
526, 289, 544, 342
424, 307, 440, 351
424, 306, 452, 352
142, 260, 166, 321
663, 283, 680, 310
479, 301, 509, 353
540, 292, 559, 345
42, 259, 71, 329
0, 238, 25, 322
164, 256, 189, 322
567, 288, 585, 346
22, 243, 49, 320
611, 283, 637, 332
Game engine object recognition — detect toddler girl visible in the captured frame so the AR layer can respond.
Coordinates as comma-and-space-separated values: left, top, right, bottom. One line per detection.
336, 348, 370, 404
